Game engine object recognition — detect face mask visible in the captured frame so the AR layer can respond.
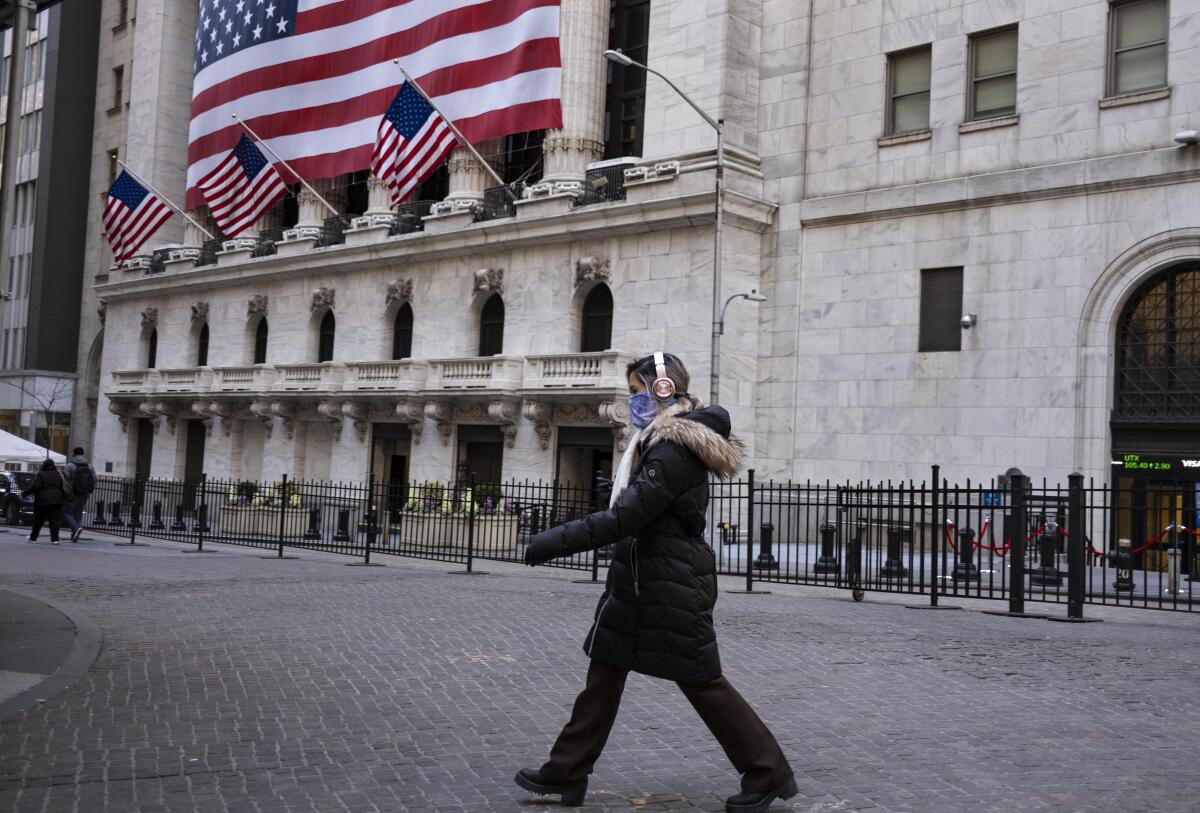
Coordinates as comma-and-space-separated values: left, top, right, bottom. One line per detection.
629, 391, 674, 429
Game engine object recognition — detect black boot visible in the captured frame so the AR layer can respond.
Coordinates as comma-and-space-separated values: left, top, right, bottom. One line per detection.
725, 776, 798, 813
514, 768, 587, 807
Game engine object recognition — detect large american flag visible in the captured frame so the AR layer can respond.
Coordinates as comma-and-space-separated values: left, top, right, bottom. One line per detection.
186, 0, 562, 209
371, 82, 457, 206
198, 133, 289, 237
104, 171, 174, 264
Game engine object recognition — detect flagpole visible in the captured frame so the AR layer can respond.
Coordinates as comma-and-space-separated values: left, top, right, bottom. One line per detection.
393, 62, 506, 188
230, 115, 340, 217
116, 160, 215, 240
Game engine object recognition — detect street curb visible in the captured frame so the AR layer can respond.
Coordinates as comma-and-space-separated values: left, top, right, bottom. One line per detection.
0, 587, 103, 723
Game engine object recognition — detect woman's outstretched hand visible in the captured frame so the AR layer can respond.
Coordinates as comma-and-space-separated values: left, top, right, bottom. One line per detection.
524, 533, 556, 566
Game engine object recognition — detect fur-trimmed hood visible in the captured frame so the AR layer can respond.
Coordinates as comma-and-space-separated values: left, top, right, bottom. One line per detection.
643, 399, 745, 479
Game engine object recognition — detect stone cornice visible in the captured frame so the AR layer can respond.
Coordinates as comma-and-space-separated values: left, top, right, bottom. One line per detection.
801, 146, 1200, 227
96, 189, 775, 300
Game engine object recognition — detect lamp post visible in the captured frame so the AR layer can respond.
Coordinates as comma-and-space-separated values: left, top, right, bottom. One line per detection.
603, 49, 725, 403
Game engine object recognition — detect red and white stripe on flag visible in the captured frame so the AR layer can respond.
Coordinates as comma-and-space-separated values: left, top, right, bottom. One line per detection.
197, 134, 289, 237
186, 0, 562, 209
103, 170, 174, 264
371, 82, 457, 206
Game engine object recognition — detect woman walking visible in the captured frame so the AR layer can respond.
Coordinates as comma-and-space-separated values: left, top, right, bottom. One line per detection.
23, 458, 67, 545
517, 353, 796, 813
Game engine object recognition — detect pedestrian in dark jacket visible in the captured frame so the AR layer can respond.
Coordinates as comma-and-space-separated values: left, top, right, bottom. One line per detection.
22, 458, 67, 544
516, 353, 795, 813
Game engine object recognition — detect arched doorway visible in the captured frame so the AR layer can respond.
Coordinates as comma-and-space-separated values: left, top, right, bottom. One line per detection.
1111, 261, 1199, 562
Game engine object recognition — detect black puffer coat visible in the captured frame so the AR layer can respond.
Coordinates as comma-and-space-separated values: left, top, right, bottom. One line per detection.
527, 401, 743, 683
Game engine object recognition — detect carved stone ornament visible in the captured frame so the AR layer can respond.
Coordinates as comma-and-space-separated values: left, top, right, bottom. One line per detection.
472, 268, 503, 296
249, 400, 275, 439
108, 399, 131, 432
522, 401, 553, 450
140, 308, 159, 332
139, 399, 177, 435
342, 402, 368, 443
575, 256, 611, 286
247, 295, 268, 318
599, 399, 633, 452
190, 301, 210, 326
316, 400, 345, 441
270, 401, 297, 440
424, 401, 453, 446
395, 400, 424, 445
97, 300, 107, 326
385, 279, 413, 307
311, 287, 336, 313
487, 399, 519, 449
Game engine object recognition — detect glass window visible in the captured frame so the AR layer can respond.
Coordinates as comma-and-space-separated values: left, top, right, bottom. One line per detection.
1109, 0, 1168, 95
253, 318, 268, 364
604, 0, 651, 159
146, 329, 157, 369
887, 46, 931, 135
580, 285, 613, 353
196, 323, 209, 367
478, 294, 504, 357
317, 311, 335, 362
918, 268, 964, 353
969, 27, 1018, 119
111, 65, 123, 110
392, 303, 413, 360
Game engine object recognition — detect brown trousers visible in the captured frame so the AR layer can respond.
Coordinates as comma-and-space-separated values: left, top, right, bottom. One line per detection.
541, 659, 792, 792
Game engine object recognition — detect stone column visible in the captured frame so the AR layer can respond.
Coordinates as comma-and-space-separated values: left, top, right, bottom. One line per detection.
541, 0, 608, 183
184, 207, 216, 246
296, 177, 346, 226
445, 140, 504, 203
366, 174, 393, 214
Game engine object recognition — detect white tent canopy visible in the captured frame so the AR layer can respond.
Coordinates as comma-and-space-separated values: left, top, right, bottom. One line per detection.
0, 428, 65, 469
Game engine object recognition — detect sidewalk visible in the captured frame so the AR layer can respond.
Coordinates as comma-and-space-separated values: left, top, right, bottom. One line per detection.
1, 526, 1198, 812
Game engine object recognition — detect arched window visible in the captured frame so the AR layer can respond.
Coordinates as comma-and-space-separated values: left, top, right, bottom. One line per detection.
318, 310, 336, 362
146, 329, 157, 369
196, 323, 209, 366
478, 294, 504, 357
392, 303, 413, 360
580, 284, 613, 352
253, 318, 268, 365
1115, 262, 1200, 421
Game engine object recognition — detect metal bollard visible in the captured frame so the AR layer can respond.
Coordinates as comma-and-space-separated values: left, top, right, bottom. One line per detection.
753, 522, 778, 570
171, 504, 187, 531
128, 503, 143, 529
719, 522, 738, 547
953, 527, 979, 582
881, 526, 909, 578
149, 501, 165, 530
304, 508, 321, 540
1029, 519, 1063, 587
334, 509, 351, 543
93, 500, 106, 526
1165, 535, 1182, 597
814, 520, 839, 574
1113, 537, 1134, 592
109, 501, 124, 527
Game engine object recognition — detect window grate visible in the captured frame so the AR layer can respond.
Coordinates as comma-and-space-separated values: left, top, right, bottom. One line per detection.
1115, 263, 1200, 421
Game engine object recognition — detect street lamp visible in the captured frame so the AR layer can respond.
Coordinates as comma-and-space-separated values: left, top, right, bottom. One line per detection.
718, 290, 768, 335
603, 49, 727, 404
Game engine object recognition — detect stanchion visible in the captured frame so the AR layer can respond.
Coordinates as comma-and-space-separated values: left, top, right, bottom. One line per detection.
727, 470, 768, 594
1164, 527, 1182, 598
881, 526, 908, 578
304, 507, 321, 540
182, 474, 217, 552
1029, 519, 1063, 587
109, 501, 124, 527
170, 504, 187, 532
450, 474, 488, 575
114, 480, 141, 546
1113, 538, 1134, 592
953, 527, 980, 582
814, 520, 838, 574
149, 501, 165, 530
92, 500, 106, 527
348, 474, 382, 567
334, 509, 351, 543
753, 522, 778, 570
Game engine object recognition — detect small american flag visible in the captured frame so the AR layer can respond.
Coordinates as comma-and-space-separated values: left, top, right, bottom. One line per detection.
371, 82, 457, 206
103, 171, 174, 264
198, 133, 288, 237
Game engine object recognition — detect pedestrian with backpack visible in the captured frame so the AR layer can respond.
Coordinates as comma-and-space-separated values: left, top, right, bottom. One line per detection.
63, 447, 95, 543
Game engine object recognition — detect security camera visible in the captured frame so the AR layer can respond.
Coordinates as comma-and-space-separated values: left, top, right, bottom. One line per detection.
960, 313, 977, 330
1174, 129, 1199, 146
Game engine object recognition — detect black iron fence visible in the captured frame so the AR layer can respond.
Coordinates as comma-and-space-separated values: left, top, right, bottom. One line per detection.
25, 468, 1198, 614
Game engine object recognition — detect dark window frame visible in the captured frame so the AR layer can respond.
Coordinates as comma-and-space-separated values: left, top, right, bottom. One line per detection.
317, 311, 336, 363
580, 284, 614, 353
885, 44, 933, 136
918, 267, 964, 353
392, 303, 413, 360
967, 25, 1018, 121
478, 294, 505, 357
146, 328, 157, 369
196, 323, 209, 367
253, 317, 268, 365
1106, 0, 1169, 97
604, 0, 651, 159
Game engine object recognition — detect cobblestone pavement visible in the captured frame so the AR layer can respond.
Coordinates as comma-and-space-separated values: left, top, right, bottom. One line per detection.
1, 529, 1198, 813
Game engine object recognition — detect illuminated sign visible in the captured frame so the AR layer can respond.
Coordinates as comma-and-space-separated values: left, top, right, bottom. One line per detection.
1115, 453, 1200, 473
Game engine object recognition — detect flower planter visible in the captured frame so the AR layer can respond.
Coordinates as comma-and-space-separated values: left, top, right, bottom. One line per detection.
389, 512, 518, 552
218, 505, 308, 537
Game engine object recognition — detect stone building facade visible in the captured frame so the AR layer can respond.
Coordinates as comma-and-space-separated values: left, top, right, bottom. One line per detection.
80, 0, 1200, 494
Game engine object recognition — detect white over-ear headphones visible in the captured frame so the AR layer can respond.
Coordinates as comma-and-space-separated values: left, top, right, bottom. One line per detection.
651, 351, 676, 400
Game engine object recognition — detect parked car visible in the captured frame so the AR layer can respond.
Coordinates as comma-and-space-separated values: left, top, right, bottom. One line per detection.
0, 470, 36, 525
